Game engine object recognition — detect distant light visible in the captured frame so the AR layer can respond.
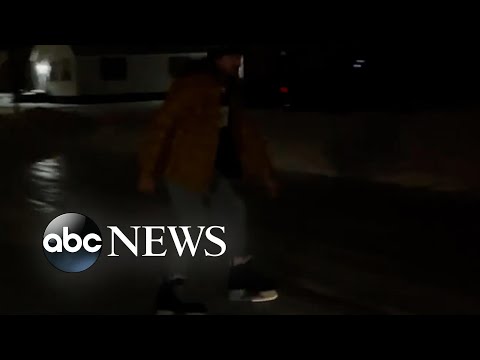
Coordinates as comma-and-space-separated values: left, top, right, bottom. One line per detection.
280, 86, 289, 94
353, 64, 362, 68
35, 61, 51, 76
280, 51, 287, 56
356, 59, 366, 63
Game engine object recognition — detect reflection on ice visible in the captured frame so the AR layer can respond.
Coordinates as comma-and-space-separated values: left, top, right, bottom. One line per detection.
27, 157, 64, 213
30, 158, 62, 180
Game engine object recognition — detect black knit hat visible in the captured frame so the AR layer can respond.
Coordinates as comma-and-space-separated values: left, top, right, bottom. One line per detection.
207, 45, 244, 60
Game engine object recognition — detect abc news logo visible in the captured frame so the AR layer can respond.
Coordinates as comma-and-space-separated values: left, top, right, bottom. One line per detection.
43, 213, 227, 273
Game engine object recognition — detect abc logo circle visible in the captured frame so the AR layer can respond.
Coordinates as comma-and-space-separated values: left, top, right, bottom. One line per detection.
43, 213, 102, 273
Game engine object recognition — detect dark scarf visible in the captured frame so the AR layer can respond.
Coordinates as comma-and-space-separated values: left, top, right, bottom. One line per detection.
180, 58, 244, 179
214, 77, 243, 179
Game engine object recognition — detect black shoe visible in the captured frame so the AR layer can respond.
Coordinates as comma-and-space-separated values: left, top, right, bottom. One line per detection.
228, 261, 279, 303
155, 278, 208, 315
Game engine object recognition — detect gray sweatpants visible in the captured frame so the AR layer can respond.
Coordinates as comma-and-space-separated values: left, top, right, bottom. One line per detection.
165, 173, 248, 276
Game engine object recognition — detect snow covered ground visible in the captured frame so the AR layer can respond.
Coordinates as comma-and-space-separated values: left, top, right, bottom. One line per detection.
0, 95, 163, 115
0, 93, 13, 107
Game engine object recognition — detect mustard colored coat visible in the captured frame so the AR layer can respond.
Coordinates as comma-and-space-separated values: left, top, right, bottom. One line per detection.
138, 73, 273, 193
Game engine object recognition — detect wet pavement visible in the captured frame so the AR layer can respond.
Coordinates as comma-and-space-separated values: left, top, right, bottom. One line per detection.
2, 150, 356, 315
2, 109, 480, 314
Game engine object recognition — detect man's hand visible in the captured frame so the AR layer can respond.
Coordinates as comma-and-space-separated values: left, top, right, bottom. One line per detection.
138, 174, 156, 194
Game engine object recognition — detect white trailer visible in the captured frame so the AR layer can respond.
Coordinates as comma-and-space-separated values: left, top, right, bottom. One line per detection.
29, 45, 207, 97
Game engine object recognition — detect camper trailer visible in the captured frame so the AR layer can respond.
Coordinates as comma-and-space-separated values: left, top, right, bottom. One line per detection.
29, 45, 207, 98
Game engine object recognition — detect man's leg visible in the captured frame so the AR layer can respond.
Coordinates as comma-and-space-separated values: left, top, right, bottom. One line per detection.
154, 180, 209, 315
209, 175, 248, 259
210, 175, 278, 303
165, 180, 209, 278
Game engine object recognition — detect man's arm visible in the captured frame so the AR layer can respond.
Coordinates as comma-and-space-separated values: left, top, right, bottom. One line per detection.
230, 80, 279, 198
137, 78, 196, 192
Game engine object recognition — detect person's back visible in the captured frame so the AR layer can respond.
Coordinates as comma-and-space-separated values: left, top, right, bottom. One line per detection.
140, 57, 233, 192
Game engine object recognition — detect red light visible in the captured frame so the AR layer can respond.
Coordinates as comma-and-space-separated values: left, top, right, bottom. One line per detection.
280, 86, 289, 94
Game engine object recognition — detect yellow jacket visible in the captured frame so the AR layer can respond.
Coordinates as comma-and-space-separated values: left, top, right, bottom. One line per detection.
138, 73, 273, 193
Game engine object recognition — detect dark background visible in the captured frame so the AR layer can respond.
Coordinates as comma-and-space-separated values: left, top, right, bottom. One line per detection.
3, 41, 480, 111
2, 38, 480, 314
